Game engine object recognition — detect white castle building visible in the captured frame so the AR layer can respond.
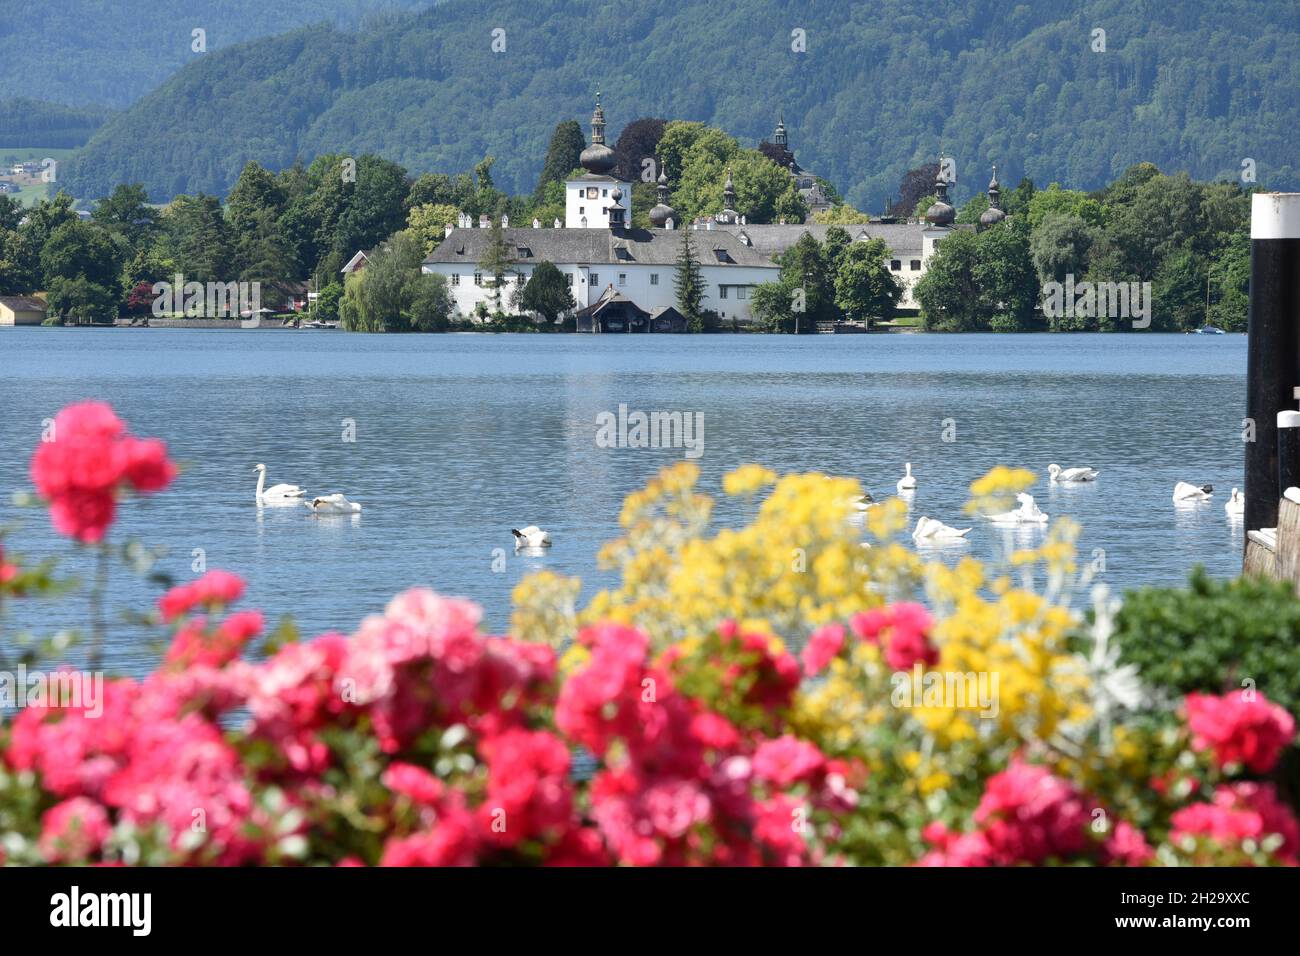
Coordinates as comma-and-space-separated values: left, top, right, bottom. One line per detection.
422, 97, 967, 328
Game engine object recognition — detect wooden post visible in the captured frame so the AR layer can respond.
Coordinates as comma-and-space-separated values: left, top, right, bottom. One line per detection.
1244, 193, 1300, 536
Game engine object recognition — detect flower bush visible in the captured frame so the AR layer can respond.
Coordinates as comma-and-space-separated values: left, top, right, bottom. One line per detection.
1, 403, 1298, 866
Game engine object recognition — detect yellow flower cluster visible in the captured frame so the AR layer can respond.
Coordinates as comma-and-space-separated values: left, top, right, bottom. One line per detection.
965, 465, 1038, 516
509, 570, 581, 649
576, 464, 915, 647
513, 464, 1111, 820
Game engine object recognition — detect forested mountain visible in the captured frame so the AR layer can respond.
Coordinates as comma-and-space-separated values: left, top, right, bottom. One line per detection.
0, 100, 111, 148
60, 0, 1300, 208
0, 0, 434, 108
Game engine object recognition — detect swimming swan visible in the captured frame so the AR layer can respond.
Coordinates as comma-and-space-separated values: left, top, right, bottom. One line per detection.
307, 494, 362, 514
896, 463, 918, 493
988, 492, 1049, 524
512, 526, 551, 548
912, 516, 970, 541
1172, 482, 1213, 502
1048, 463, 1099, 483
254, 463, 305, 503
1225, 488, 1245, 516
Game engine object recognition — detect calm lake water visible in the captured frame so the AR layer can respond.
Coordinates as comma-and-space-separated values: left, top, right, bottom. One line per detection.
0, 328, 1247, 674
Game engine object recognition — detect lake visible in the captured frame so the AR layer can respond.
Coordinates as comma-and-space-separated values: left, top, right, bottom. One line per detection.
0, 328, 1247, 673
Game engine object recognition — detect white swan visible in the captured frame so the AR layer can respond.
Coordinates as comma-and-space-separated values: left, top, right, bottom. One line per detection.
254, 463, 305, 503
1225, 488, 1245, 516
843, 491, 876, 512
912, 516, 970, 542
896, 463, 917, 493
512, 526, 551, 549
306, 493, 361, 514
1048, 463, 1099, 483
1172, 481, 1213, 502
988, 492, 1049, 525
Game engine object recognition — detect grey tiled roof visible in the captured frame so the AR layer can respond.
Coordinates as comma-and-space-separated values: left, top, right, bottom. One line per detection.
716, 223, 931, 260
424, 227, 776, 269
0, 296, 46, 311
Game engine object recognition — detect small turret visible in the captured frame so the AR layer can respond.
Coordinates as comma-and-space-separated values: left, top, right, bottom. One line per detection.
925, 161, 956, 227
648, 159, 677, 228
978, 164, 1007, 230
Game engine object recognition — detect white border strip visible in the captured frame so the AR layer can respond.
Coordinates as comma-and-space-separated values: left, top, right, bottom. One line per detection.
1251, 193, 1300, 239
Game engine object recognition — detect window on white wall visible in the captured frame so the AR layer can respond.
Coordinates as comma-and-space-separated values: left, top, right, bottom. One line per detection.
891, 260, 901, 270
650, 273, 659, 285
719, 286, 728, 299
474, 273, 482, 286
737, 287, 747, 300
910, 260, 921, 271
451, 274, 460, 286
565, 273, 573, 285
618, 273, 626, 286
590, 273, 599, 286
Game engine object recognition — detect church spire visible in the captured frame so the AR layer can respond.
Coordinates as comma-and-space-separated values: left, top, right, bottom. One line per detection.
717, 167, 740, 224
978, 162, 1007, 230
591, 91, 606, 144
773, 113, 787, 148
579, 91, 617, 175
925, 156, 956, 227
649, 156, 677, 228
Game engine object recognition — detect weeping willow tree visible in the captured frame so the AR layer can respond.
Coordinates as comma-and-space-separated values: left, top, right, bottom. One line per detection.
338, 229, 452, 332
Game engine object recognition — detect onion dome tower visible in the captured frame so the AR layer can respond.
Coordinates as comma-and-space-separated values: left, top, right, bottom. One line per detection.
925, 161, 956, 227
648, 161, 677, 228
579, 92, 617, 175
718, 168, 740, 223
978, 164, 1007, 230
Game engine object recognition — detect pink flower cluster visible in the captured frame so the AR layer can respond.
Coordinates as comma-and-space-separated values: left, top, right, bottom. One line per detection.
800, 603, 940, 677
1171, 782, 1300, 864
0, 543, 20, 593
158, 570, 245, 622
919, 761, 1152, 867
8, 675, 273, 864
557, 621, 855, 865
28, 401, 176, 542
851, 602, 940, 671
1185, 691, 1296, 774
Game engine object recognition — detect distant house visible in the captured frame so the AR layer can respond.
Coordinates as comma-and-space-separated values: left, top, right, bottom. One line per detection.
277, 280, 310, 311
0, 182, 18, 194
340, 250, 369, 276
0, 296, 47, 326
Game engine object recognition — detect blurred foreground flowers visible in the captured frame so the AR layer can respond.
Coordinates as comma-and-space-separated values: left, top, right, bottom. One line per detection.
0, 406, 1296, 866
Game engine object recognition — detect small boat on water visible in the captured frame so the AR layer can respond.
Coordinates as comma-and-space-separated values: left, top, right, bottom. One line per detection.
1191, 325, 1226, 335
304, 320, 339, 330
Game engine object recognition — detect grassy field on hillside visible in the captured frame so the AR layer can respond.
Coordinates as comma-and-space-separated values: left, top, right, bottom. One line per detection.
0, 146, 78, 207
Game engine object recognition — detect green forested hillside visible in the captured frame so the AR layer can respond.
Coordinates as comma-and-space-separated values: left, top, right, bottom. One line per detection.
60, 0, 1300, 207
0, 0, 434, 108
0, 100, 111, 148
